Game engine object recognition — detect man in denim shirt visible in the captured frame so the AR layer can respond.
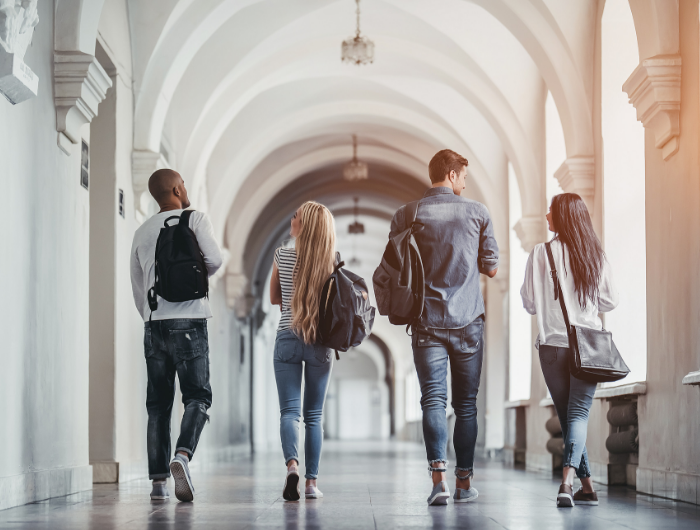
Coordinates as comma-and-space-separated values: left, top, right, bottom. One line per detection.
389, 149, 499, 505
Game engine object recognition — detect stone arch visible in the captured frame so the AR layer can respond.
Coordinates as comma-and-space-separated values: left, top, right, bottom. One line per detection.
627, 0, 679, 60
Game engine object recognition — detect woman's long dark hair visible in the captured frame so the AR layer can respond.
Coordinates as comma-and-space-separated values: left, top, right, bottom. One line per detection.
550, 193, 605, 308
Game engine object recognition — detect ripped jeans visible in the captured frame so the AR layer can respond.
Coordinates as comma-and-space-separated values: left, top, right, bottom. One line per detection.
144, 319, 213, 479
539, 344, 597, 478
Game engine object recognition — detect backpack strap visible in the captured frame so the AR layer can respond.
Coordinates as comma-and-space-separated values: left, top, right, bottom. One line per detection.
179, 209, 194, 228
405, 200, 420, 228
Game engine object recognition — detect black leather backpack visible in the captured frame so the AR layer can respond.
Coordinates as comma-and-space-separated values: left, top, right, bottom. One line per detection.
372, 200, 425, 326
147, 210, 208, 313
318, 254, 376, 359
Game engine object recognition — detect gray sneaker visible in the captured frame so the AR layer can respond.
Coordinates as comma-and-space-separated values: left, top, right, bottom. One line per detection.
427, 481, 450, 506
170, 454, 195, 502
150, 481, 169, 500
453, 487, 478, 503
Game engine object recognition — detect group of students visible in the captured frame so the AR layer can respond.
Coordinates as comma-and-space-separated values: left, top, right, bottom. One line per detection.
130, 148, 617, 508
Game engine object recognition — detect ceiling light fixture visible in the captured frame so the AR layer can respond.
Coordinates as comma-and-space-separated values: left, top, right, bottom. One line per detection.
343, 134, 369, 181
341, 0, 374, 66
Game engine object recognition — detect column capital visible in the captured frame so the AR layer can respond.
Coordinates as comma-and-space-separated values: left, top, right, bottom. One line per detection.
554, 156, 595, 211
54, 52, 112, 154
226, 272, 255, 319
623, 54, 681, 160
513, 215, 545, 253
132, 150, 166, 219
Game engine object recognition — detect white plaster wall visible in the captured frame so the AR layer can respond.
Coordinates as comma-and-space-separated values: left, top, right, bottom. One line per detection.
0, 0, 92, 509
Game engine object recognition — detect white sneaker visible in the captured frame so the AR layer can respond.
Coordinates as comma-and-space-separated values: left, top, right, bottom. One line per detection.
305, 485, 323, 499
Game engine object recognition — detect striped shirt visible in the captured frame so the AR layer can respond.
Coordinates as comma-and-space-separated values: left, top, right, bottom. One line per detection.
274, 247, 297, 332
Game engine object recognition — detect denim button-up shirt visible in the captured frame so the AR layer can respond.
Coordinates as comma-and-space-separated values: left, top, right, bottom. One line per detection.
389, 186, 499, 329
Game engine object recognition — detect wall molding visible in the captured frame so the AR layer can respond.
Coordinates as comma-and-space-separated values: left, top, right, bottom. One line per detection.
0, 465, 92, 511
623, 54, 682, 161
54, 52, 112, 154
554, 156, 595, 210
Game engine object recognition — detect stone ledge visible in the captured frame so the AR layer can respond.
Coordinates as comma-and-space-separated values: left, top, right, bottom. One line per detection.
0, 464, 92, 511
539, 397, 554, 407
504, 400, 530, 409
682, 371, 700, 386
594, 382, 647, 400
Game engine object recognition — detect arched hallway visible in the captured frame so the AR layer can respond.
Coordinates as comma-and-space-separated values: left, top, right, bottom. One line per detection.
2, 0, 700, 525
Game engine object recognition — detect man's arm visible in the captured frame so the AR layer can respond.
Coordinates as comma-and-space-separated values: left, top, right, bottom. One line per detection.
193, 213, 224, 277
130, 238, 146, 320
478, 206, 500, 277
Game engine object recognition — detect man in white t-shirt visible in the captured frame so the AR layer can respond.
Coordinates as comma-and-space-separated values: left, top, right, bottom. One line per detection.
130, 169, 222, 502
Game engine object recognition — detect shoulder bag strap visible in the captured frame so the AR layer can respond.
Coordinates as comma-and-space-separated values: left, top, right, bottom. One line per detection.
544, 241, 572, 336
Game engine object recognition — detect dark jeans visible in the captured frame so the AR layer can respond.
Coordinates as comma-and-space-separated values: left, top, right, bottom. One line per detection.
144, 319, 213, 479
412, 315, 484, 473
539, 345, 596, 478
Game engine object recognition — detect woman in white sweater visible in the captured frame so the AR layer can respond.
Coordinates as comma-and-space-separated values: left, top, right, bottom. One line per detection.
521, 193, 618, 508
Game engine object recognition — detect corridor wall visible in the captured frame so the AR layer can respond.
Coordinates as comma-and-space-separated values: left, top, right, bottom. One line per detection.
0, 0, 252, 511
0, 0, 93, 510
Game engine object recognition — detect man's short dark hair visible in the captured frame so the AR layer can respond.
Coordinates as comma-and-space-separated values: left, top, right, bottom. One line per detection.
428, 149, 469, 184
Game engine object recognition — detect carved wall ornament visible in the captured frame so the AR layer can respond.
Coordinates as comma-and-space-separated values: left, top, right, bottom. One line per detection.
553, 156, 595, 211
54, 51, 112, 154
623, 54, 681, 161
0, 0, 39, 104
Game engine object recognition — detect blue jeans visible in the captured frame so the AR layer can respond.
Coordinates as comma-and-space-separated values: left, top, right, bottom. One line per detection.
273, 329, 333, 479
539, 345, 597, 478
412, 315, 484, 473
144, 319, 212, 479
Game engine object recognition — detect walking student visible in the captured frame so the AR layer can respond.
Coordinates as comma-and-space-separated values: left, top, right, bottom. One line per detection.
521, 193, 618, 507
390, 149, 499, 505
130, 169, 223, 502
269, 201, 336, 501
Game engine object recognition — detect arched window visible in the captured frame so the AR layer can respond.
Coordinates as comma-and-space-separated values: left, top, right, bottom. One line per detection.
601, 0, 646, 384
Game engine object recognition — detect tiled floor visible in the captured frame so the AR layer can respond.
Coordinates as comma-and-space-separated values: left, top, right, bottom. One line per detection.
1, 441, 699, 529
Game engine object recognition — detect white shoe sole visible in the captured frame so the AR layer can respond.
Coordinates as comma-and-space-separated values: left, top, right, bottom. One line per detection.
305, 493, 323, 499
170, 460, 194, 502
557, 493, 574, 507
574, 500, 598, 505
428, 492, 450, 506
150, 495, 169, 500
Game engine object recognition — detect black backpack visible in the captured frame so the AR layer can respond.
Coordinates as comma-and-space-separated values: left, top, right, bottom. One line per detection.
372, 200, 425, 326
147, 210, 208, 312
318, 254, 376, 359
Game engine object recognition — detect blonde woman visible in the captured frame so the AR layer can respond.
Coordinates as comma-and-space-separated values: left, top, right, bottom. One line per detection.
269, 201, 336, 501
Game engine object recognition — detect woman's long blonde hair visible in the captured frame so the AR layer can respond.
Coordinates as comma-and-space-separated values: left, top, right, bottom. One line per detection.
291, 201, 336, 344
